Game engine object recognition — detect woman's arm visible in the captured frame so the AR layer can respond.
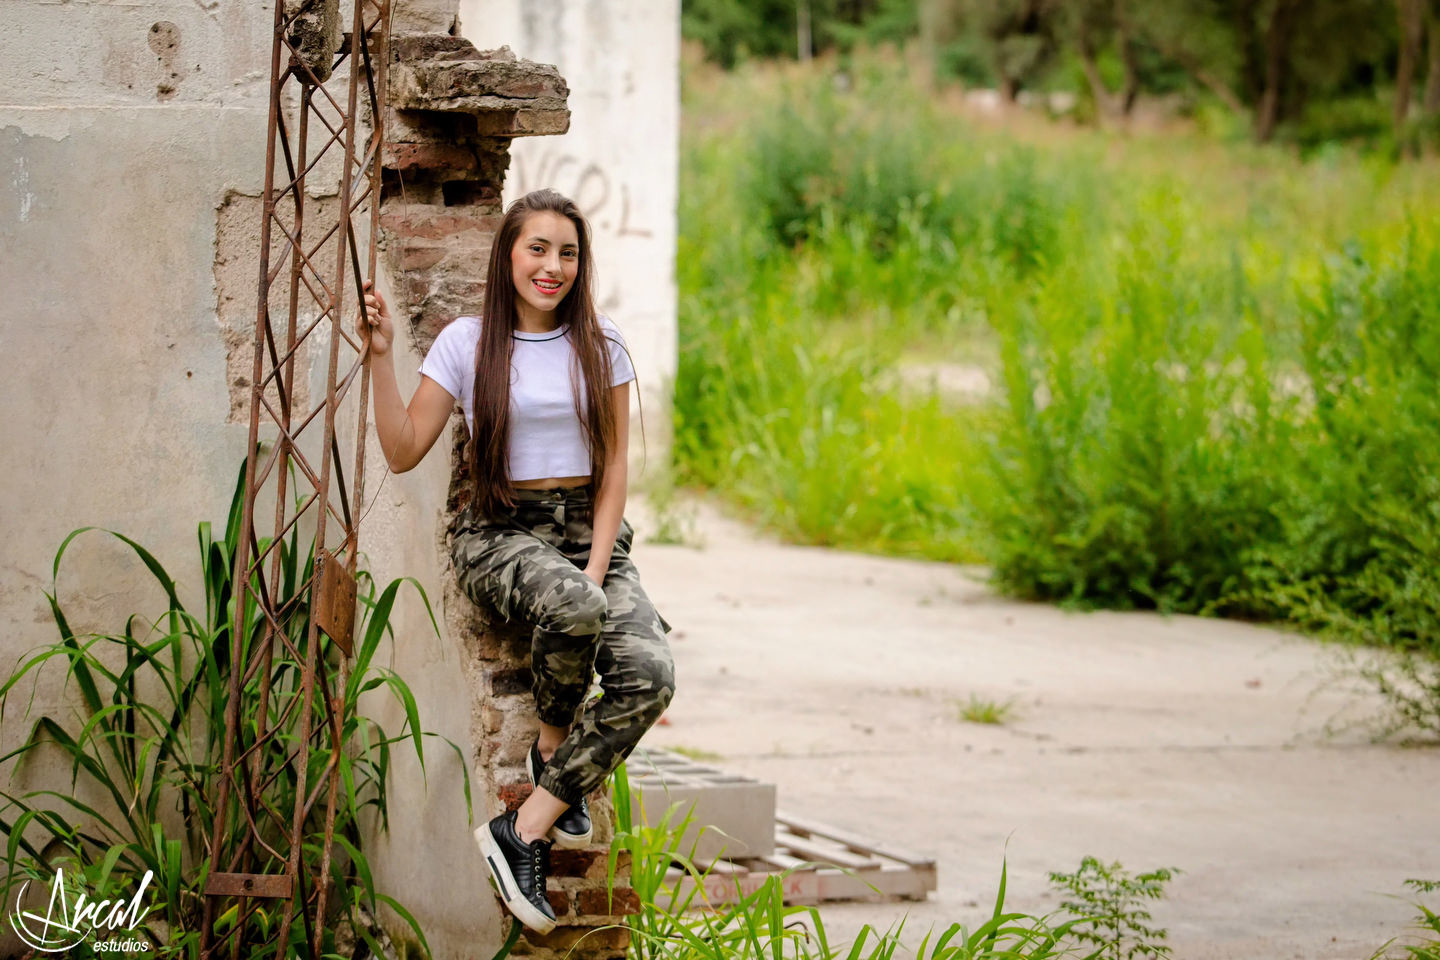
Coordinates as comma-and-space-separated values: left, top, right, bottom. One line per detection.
584, 381, 630, 586
360, 282, 455, 472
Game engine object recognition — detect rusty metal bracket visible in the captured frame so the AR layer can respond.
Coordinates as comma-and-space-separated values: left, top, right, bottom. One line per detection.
204, 872, 295, 900
315, 548, 357, 656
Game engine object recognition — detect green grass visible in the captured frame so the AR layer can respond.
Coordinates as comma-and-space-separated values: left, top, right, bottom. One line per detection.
956, 695, 1018, 726
609, 762, 1120, 960
674, 48, 1440, 657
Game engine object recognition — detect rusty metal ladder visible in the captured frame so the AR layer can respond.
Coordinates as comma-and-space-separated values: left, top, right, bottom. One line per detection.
199, 1, 390, 956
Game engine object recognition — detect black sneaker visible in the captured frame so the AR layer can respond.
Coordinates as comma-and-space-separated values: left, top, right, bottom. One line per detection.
527, 740, 593, 849
474, 810, 557, 933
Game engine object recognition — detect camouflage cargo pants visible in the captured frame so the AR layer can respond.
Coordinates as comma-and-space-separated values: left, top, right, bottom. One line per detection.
451, 485, 675, 806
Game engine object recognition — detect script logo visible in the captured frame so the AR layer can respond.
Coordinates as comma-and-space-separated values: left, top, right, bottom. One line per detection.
9, 867, 154, 953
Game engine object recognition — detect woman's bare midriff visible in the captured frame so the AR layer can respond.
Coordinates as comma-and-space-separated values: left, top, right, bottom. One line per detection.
512, 475, 590, 490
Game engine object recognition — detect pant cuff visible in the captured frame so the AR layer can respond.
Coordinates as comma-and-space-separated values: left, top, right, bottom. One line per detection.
537, 766, 586, 807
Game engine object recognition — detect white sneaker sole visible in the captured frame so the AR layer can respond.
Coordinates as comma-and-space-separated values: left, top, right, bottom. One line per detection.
528, 749, 594, 850
474, 825, 557, 934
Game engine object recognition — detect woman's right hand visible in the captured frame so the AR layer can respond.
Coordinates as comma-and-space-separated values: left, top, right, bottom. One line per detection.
358, 280, 394, 359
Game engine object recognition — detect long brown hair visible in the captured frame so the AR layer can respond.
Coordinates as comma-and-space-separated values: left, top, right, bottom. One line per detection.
470, 189, 617, 520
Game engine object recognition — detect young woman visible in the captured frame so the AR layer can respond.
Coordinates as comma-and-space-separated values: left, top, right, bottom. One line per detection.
358, 188, 676, 934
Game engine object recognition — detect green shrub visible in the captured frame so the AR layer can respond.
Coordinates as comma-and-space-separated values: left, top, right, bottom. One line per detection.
678, 51, 1440, 655
1048, 858, 1179, 960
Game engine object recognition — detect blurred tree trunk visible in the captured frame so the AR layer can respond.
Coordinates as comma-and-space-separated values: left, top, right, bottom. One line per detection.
1074, 0, 1139, 122
1234, 0, 1265, 105
1425, 1, 1440, 115
1395, 0, 1425, 133
1075, 18, 1117, 118
1115, 2, 1141, 114
798, 0, 812, 61
1255, 0, 1299, 143
1139, 12, 1248, 119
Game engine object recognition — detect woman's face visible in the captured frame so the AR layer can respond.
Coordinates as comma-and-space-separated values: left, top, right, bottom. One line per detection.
510, 210, 580, 323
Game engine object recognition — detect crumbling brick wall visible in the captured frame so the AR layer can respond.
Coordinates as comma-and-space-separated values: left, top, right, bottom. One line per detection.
379, 35, 637, 958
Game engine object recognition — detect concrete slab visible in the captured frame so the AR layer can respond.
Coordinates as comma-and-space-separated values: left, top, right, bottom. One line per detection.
627, 494, 1440, 960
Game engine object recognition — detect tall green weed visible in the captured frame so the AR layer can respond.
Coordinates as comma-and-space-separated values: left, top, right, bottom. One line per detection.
676, 52, 1440, 652
0, 461, 464, 957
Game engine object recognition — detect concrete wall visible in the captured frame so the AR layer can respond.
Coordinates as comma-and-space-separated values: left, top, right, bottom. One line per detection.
457, 0, 682, 476
2, 2, 269, 954
0, 3, 488, 955
1, 2, 269, 759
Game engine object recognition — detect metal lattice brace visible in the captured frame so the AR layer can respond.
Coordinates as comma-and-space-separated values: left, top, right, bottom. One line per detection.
200, 0, 389, 956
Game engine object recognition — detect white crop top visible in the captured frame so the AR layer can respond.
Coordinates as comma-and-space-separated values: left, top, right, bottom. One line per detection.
418, 315, 636, 481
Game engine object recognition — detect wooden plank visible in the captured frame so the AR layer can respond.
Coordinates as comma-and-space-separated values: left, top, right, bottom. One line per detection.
753, 851, 809, 872
812, 864, 935, 902
775, 830, 882, 870
669, 862, 935, 908
694, 857, 749, 875
776, 810, 934, 867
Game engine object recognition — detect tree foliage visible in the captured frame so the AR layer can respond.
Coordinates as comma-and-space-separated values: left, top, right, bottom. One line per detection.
683, 0, 1440, 144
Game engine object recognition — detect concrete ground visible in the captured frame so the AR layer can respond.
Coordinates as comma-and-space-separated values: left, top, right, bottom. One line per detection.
627, 495, 1440, 960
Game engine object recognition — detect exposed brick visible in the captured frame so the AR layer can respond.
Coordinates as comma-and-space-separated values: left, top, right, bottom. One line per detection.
382, 142, 479, 177
397, 241, 446, 272
592, 849, 628, 881
389, 34, 482, 64
493, 732, 534, 766
496, 781, 532, 811
399, 273, 433, 302
395, 55, 569, 106
480, 703, 505, 735
488, 666, 533, 697
378, 208, 501, 240
546, 889, 571, 917
433, 276, 489, 302
412, 309, 453, 345
521, 925, 629, 954
579, 887, 640, 917
474, 107, 571, 138
549, 849, 603, 878
484, 739, 530, 775
465, 630, 506, 660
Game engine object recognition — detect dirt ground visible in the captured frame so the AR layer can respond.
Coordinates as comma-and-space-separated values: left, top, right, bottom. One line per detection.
627, 495, 1440, 960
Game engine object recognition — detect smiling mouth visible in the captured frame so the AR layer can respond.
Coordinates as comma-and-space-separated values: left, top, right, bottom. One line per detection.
533, 279, 563, 294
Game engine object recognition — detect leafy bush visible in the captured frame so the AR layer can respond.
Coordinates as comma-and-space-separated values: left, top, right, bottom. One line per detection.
1048, 858, 1179, 960
1371, 879, 1440, 960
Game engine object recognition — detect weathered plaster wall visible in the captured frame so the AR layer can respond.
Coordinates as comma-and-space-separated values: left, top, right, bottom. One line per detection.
350, 309, 505, 958
0, 6, 485, 957
1, 4, 270, 956
1, 2, 270, 759
457, 0, 682, 475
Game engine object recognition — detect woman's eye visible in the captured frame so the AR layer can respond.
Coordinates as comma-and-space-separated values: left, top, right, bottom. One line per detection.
530, 245, 545, 254
562, 250, 577, 259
